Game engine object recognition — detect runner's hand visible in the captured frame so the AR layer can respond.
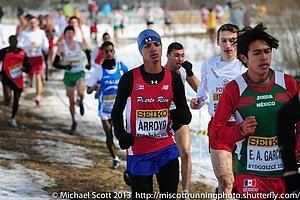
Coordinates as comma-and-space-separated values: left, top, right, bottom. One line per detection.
241, 116, 257, 136
182, 61, 194, 77
93, 84, 100, 92
190, 97, 204, 109
119, 131, 134, 150
85, 64, 91, 70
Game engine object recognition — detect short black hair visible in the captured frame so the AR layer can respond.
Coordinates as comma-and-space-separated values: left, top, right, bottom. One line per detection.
17, 13, 24, 18
28, 15, 37, 21
167, 42, 183, 54
102, 32, 110, 38
101, 41, 114, 50
68, 16, 79, 23
217, 23, 239, 43
9, 35, 17, 41
236, 23, 279, 65
25, 14, 33, 19
63, 25, 75, 34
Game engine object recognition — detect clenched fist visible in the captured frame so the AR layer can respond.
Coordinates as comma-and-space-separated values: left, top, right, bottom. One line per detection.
241, 116, 257, 136
190, 97, 205, 109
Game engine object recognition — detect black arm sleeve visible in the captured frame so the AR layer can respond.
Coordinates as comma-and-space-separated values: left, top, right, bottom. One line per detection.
0, 48, 8, 62
52, 55, 69, 70
22, 53, 30, 73
84, 49, 91, 66
171, 71, 192, 124
277, 94, 300, 172
0, 48, 6, 74
111, 70, 133, 139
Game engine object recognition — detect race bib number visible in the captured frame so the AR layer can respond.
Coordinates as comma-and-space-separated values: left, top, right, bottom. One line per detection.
136, 109, 168, 138
66, 59, 81, 65
102, 95, 116, 114
9, 63, 22, 78
29, 44, 40, 56
247, 136, 283, 171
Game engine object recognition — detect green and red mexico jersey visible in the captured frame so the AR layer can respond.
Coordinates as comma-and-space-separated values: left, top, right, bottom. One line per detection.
210, 70, 299, 177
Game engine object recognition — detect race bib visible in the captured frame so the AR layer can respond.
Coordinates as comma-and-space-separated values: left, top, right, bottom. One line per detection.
9, 63, 22, 79
247, 136, 283, 171
29, 43, 40, 55
102, 95, 116, 114
66, 59, 81, 65
136, 109, 168, 138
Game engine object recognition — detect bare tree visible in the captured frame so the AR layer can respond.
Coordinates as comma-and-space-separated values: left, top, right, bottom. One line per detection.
270, 0, 300, 76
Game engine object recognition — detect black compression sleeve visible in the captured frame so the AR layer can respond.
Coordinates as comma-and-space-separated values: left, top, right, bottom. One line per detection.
111, 70, 133, 138
84, 49, 91, 66
22, 54, 30, 73
277, 94, 300, 172
52, 55, 68, 70
0, 48, 8, 62
171, 71, 192, 123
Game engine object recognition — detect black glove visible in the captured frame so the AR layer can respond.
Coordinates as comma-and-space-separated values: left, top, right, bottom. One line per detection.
123, 170, 131, 186
284, 173, 300, 194
85, 64, 91, 70
182, 61, 194, 77
118, 130, 134, 150
170, 108, 192, 131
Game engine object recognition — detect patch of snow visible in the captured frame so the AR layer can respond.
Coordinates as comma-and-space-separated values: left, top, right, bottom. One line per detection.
0, 149, 29, 160
33, 139, 94, 168
0, 162, 54, 199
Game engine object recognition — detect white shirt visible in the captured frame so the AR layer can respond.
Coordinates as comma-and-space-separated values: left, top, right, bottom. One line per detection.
62, 41, 84, 73
176, 67, 187, 84
91, 47, 101, 68
197, 55, 246, 118
17, 29, 49, 57
87, 66, 104, 88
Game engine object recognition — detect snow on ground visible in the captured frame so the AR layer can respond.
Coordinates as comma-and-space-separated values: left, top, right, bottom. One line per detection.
33, 139, 94, 169
94, 23, 207, 42
0, 151, 55, 200
0, 149, 29, 160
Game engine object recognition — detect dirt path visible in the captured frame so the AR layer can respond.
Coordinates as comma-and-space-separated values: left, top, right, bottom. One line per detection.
0, 75, 213, 199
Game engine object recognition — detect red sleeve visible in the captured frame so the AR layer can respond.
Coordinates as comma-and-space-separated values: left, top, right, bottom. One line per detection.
285, 74, 299, 98
285, 74, 300, 135
210, 81, 246, 145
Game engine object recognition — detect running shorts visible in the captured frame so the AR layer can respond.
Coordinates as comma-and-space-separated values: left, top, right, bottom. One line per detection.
28, 56, 44, 79
127, 144, 179, 176
234, 173, 285, 200
63, 70, 85, 87
113, 25, 121, 31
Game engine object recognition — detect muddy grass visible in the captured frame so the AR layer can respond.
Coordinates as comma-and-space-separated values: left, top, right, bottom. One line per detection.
0, 84, 213, 199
